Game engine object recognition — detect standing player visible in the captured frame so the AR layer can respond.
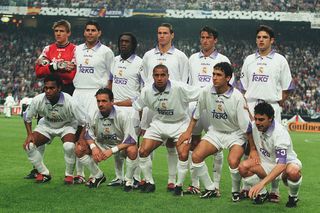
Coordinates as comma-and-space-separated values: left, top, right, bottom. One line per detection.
239, 102, 302, 207
73, 20, 114, 183
3, 92, 15, 118
240, 25, 295, 201
75, 88, 139, 191
186, 26, 232, 195
35, 19, 76, 95
27, 19, 76, 179
22, 74, 85, 184
141, 23, 189, 191
107, 32, 143, 187
178, 62, 255, 201
132, 64, 199, 193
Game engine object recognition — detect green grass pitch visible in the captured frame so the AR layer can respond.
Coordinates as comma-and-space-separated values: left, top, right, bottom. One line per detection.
0, 115, 319, 213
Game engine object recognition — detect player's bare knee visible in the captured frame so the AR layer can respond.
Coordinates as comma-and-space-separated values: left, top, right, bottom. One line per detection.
228, 156, 240, 169
178, 150, 188, 161
191, 152, 203, 164
139, 148, 150, 158
285, 167, 301, 182
127, 146, 138, 160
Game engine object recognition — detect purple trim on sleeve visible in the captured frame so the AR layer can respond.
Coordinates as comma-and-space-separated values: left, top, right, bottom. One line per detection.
84, 131, 94, 141
246, 122, 252, 133
276, 149, 287, 164
110, 73, 114, 81
287, 80, 296, 91
237, 81, 245, 93
123, 135, 137, 145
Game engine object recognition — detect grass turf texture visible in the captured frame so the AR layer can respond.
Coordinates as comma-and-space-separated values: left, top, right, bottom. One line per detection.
0, 115, 319, 213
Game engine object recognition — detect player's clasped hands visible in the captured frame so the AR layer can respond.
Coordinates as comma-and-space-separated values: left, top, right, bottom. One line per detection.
101, 149, 113, 160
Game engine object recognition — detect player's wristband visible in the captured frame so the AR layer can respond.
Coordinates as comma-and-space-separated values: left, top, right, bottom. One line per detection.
89, 143, 97, 150
111, 146, 119, 153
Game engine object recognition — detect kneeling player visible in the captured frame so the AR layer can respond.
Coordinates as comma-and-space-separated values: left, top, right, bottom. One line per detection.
23, 74, 85, 184
75, 88, 139, 190
239, 102, 302, 207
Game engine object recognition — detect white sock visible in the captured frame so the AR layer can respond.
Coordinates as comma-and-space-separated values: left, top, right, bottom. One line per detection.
244, 174, 267, 194
287, 177, 302, 197
271, 179, 280, 194
192, 161, 215, 190
125, 158, 139, 184
133, 166, 141, 182
241, 155, 250, 190
189, 151, 199, 188
176, 160, 189, 186
114, 153, 125, 180
213, 151, 223, 189
26, 143, 49, 175
229, 167, 241, 193
139, 155, 154, 184
79, 154, 103, 178
63, 142, 76, 177
37, 144, 45, 157
76, 158, 85, 177
167, 147, 178, 184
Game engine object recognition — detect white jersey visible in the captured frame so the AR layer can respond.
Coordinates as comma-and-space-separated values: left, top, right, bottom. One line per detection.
194, 85, 251, 133
24, 92, 86, 129
133, 80, 199, 123
252, 120, 299, 165
189, 50, 234, 88
141, 46, 189, 84
74, 41, 114, 89
111, 54, 143, 102
85, 106, 137, 147
240, 50, 294, 102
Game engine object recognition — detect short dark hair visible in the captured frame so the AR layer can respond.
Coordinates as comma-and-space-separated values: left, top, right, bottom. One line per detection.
254, 102, 275, 119
158, 23, 174, 34
117, 32, 138, 54
95, 88, 114, 101
256, 25, 275, 39
213, 62, 232, 78
85, 20, 101, 31
44, 74, 63, 87
52, 19, 71, 33
153, 64, 168, 74
200, 26, 218, 39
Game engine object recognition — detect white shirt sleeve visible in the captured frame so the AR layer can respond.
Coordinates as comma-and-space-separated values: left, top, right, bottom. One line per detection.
280, 57, 293, 90
236, 94, 252, 133
240, 57, 249, 91
179, 53, 190, 84
132, 88, 147, 111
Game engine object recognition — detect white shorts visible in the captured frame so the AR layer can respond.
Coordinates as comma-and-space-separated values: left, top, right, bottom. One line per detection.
140, 107, 155, 130
116, 106, 141, 135
143, 119, 189, 143
189, 102, 209, 135
261, 158, 302, 177
34, 119, 77, 140
247, 100, 282, 123
202, 127, 246, 151
73, 88, 99, 118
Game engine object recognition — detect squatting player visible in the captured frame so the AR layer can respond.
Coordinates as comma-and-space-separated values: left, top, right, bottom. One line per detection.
239, 25, 295, 201
239, 102, 302, 208
178, 62, 256, 201
133, 64, 199, 193
140, 23, 190, 191
75, 88, 139, 190
186, 26, 233, 195
23, 74, 85, 184
73, 20, 114, 183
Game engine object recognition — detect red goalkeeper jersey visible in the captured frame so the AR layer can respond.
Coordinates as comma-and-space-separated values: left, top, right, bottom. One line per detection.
35, 42, 76, 85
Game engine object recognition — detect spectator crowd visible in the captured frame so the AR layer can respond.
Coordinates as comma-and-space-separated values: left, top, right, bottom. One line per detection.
1, 0, 319, 12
